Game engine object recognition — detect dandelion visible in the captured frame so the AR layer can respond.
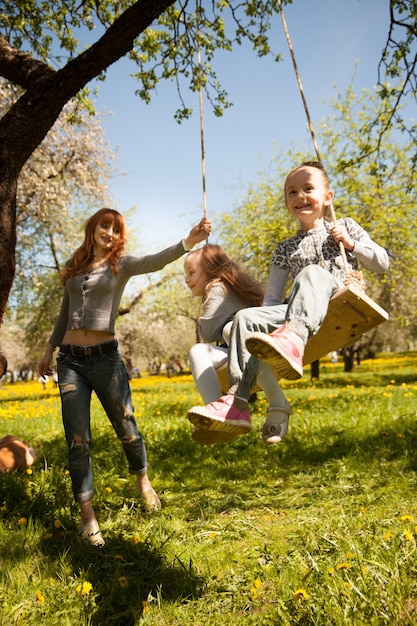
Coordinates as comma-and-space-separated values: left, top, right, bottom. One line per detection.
26, 468, 33, 475
54, 519, 61, 528
383, 531, 393, 541
119, 576, 128, 588
403, 529, 413, 542
328, 567, 335, 575
35, 590, 45, 603
77, 581, 93, 596
294, 588, 309, 600
104, 486, 112, 494
131, 535, 140, 544
400, 514, 414, 523
18, 517, 27, 526
337, 562, 351, 570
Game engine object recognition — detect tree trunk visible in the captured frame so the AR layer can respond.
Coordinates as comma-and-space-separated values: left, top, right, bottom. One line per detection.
310, 359, 320, 380
0, 0, 176, 332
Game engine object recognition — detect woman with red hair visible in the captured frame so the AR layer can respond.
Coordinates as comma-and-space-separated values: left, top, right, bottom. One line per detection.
39, 208, 211, 546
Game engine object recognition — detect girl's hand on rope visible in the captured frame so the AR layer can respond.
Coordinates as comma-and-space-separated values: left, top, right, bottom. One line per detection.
330, 224, 355, 252
184, 217, 212, 249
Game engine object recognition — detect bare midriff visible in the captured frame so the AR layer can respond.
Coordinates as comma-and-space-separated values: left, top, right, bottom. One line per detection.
62, 329, 115, 347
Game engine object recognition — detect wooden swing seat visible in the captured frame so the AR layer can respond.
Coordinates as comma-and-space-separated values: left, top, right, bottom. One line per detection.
303, 283, 389, 364
216, 283, 389, 392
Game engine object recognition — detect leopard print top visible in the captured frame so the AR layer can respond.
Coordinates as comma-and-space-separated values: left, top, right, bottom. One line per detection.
270, 218, 365, 284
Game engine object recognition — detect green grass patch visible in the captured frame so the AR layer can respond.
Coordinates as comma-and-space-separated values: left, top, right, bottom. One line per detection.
1, 352, 417, 625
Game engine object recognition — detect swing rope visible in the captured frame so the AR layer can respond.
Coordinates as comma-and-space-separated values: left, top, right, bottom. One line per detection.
277, 0, 365, 288
195, 1, 208, 224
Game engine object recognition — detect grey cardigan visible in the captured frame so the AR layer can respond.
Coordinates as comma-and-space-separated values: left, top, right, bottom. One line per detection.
50, 241, 187, 347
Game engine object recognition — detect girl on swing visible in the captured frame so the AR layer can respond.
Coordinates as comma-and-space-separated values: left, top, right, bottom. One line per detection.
184, 243, 291, 445
38, 208, 211, 546
188, 161, 389, 436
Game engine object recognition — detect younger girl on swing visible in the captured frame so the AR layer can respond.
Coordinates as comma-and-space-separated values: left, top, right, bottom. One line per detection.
184, 243, 291, 445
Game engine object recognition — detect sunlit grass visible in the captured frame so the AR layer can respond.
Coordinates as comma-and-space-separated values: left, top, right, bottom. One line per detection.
0, 352, 417, 624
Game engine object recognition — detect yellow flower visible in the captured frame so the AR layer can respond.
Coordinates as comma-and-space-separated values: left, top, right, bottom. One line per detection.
119, 576, 129, 588
54, 519, 61, 528
328, 567, 335, 575
383, 531, 393, 541
400, 514, 414, 523
36, 590, 45, 603
26, 468, 33, 475
294, 588, 309, 600
104, 486, 112, 494
131, 535, 140, 544
403, 529, 413, 542
77, 581, 93, 596
18, 517, 27, 526
337, 562, 351, 570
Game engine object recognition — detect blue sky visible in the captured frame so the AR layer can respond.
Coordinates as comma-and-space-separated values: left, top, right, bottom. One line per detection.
91, 0, 390, 253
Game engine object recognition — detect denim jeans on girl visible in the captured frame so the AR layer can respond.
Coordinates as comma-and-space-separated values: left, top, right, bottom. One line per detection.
57, 347, 147, 503
228, 265, 342, 399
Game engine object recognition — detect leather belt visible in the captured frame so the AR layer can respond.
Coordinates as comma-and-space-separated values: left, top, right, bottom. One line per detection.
60, 339, 118, 358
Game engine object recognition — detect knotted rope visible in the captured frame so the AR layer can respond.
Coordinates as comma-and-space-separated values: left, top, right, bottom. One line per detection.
277, 0, 364, 289
196, 1, 208, 230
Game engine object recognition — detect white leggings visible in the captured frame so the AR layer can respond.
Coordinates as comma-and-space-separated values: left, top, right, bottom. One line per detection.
189, 342, 288, 408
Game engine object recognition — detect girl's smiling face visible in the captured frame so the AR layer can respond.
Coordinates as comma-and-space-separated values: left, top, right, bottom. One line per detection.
184, 251, 210, 297
285, 166, 334, 230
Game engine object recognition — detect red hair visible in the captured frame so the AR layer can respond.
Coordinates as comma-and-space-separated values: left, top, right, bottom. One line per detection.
61, 208, 127, 284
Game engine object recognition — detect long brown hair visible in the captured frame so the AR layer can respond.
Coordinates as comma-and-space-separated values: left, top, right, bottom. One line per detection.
61, 208, 127, 284
189, 244, 264, 306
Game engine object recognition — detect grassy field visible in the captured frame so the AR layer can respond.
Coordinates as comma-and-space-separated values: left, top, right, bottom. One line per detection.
0, 352, 416, 625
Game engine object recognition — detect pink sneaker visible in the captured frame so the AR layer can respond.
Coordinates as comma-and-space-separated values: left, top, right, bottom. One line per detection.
245, 324, 304, 380
187, 394, 252, 435
191, 428, 238, 445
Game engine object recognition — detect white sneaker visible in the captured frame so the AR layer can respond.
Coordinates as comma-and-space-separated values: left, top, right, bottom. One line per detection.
261, 404, 291, 445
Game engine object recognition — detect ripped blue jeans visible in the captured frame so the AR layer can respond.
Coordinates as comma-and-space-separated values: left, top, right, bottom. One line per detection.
57, 347, 147, 504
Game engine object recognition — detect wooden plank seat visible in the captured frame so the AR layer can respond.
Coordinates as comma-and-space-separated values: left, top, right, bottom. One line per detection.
215, 283, 389, 392
303, 283, 389, 365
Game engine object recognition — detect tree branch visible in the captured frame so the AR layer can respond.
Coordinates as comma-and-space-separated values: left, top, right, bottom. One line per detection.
0, 34, 55, 88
